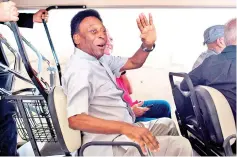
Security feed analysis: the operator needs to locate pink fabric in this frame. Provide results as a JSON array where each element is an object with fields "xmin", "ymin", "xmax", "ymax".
[
  {"xmin": 104, "ymin": 29, "xmax": 113, "ymax": 55},
  {"xmin": 116, "ymin": 77, "xmax": 134, "ymax": 106},
  {"xmin": 105, "ymin": 30, "xmax": 137, "ymax": 106}
]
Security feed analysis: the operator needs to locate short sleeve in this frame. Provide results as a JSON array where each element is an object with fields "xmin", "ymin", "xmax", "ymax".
[
  {"xmin": 101, "ymin": 55, "xmax": 128, "ymax": 77},
  {"xmin": 62, "ymin": 68, "xmax": 91, "ymax": 118}
]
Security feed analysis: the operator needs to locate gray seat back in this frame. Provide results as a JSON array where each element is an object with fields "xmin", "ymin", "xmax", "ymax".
[{"xmin": 195, "ymin": 86, "xmax": 236, "ymax": 145}]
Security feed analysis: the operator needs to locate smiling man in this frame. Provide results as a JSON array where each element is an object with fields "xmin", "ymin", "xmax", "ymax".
[{"xmin": 62, "ymin": 9, "xmax": 192, "ymax": 156}]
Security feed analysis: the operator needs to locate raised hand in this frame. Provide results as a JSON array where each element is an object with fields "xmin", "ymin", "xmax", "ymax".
[
  {"xmin": 33, "ymin": 9, "xmax": 48, "ymax": 23},
  {"xmin": 136, "ymin": 13, "xmax": 156, "ymax": 48},
  {"xmin": 0, "ymin": 1, "xmax": 19, "ymax": 22}
]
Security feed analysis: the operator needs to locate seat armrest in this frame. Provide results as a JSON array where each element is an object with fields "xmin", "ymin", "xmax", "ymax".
[
  {"xmin": 223, "ymin": 134, "xmax": 236, "ymax": 156},
  {"xmin": 79, "ymin": 141, "xmax": 145, "ymax": 156}
]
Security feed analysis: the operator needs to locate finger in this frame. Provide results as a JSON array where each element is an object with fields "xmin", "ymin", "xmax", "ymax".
[
  {"xmin": 136, "ymin": 18, "xmax": 143, "ymax": 32},
  {"xmin": 44, "ymin": 11, "xmax": 49, "ymax": 16},
  {"xmin": 41, "ymin": 10, "xmax": 48, "ymax": 16},
  {"xmin": 142, "ymin": 135, "xmax": 155, "ymax": 151},
  {"xmin": 142, "ymin": 13, "xmax": 149, "ymax": 26},
  {"xmin": 11, "ymin": 9, "xmax": 18, "ymax": 16},
  {"xmin": 137, "ymin": 140, "xmax": 147, "ymax": 155},
  {"xmin": 12, "ymin": 11, "xmax": 19, "ymax": 17},
  {"xmin": 8, "ymin": 1, "xmax": 16, "ymax": 6},
  {"xmin": 43, "ymin": 14, "xmax": 49, "ymax": 20},
  {"xmin": 11, "ymin": 7, "xmax": 18, "ymax": 14},
  {"xmin": 11, "ymin": 16, "xmax": 19, "ymax": 22},
  {"xmin": 137, "ymin": 102, "xmax": 143, "ymax": 107},
  {"xmin": 43, "ymin": 18, "xmax": 48, "ymax": 22},
  {"xmin": 42, "ymin": 14, "xmax": 46, "ymax": 19},
  {"xmin": 140, "ymin": 107, "xmax": 148, "ymax": 112},
  {"xmin": 139, "ymin": 14, "xmax": 146, "ymax": 28},
  {"xmin": 10, "ymin": 8, "xmax": 18, "ymax": 18},
  {"xmin": 146, "ymin": 133, "xmax": 159, "ymax": 151},
  {"xmin": 143, "ymin": 107, "xmax": 150, "ymax": 112},
  {"xmin": 137, "ymin": 109, "xmax": 144, "ymax": 116},
  {"xmin": 149, "ymin": 13, "xmax": 154, "ymax": 25},
  {"xmin": 142, "ymin": 134, "xmax": 155, "ymax": 150},
  {"xmin": 140, "ymin": 110, "xmax": 147, "ymax": 115}
]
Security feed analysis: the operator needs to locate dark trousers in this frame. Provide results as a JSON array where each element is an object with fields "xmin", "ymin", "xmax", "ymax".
[
  {"xmin": 135, "ymin": 100, "xmax": 171, "ymax": 122},
  {"xmin": 0, "ymin": 114, "xmax": 18, "ymax": 156}
]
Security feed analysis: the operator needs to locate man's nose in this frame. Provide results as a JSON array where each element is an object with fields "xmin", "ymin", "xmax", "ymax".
[{"xmin": 98, "ymin": 31, "xmax": 106, "ymax": 39}]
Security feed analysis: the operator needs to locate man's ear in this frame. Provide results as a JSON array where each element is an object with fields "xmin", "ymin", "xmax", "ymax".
[
  {"xmin": 217, "ymin": 37, "xmax": 226, "ymax": 48},
  {"xmin": 73, "ymin": 33, "xmax": 80, "ymax": 45}
]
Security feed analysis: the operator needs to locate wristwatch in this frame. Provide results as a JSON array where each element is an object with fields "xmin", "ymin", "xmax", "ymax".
[{"xmin": 141, "ymin": 43, "xmax": 156, "ymax": 52}]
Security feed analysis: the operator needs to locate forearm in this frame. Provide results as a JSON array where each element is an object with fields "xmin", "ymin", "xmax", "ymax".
[
  {"xmin": 129, "ymin": 45, "xmax": 151, "ymax": 68},
  {"xmin": 68, "ymin": 113, "xmax": 133, "ymax": 134}
]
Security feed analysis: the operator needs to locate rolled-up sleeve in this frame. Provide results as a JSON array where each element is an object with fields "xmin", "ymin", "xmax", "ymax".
[
  {"xmin": 101, "ymin": 55, "xmax": 128, "ymax": 77},
  {"xmin": 63, "ymin": 69, "xmax": 91, "ymax": 118}
]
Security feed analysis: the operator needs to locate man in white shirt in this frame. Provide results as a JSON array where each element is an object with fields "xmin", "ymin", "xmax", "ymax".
[{"xmin": 63, "ymin": 9, "xmax": 192, "ymax": 156}]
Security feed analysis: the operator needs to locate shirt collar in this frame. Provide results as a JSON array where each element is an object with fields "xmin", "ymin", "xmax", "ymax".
[
  {"xmin": 206, "ymin": 49, "xmax": 217, "ymax": 55},
  {"xmin": 222, "ymin": 45, "xmax": 236, "ymax": 58},
  {"xmin": 74, "ymin": 47, "xmax": 98, "ymax": 61}
]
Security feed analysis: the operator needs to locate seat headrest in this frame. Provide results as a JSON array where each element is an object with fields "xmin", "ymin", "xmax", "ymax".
[
  {"xmin": 48, "ymin": 86, "xmax": 81, "ymax": 153},
  {"xmin": 195, "ymin": 86, "xmax": 236, "ymax": 145}
]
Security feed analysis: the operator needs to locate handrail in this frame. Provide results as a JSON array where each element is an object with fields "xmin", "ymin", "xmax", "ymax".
[
  {"xmin": 0, "ymin": 33, "xmax": 21, "ymax": 72},
  {"xmin": 3, "ymin": 0, "xmax": 48, "ymax": 99},
  {"xmin": 4, "ymin": 22, "xmax": 52, "ymax": 77},
  {"xmin": 42, "ymin": 20, "xmax": 62, "ymax": 85}
]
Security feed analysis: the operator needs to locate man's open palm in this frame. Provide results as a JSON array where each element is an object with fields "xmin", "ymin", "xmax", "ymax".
[{"xmin": 136, "ymin": 13, "xmax": 156, "ymax": 47}]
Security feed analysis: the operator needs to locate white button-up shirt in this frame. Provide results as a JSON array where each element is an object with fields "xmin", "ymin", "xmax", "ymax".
[{"xmin": 62, "ymin": 48, "xmax": 135, "ymax": 156}]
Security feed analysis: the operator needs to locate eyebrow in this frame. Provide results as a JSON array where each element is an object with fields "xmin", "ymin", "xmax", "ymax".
[{"xmin": 88, "ymin": 24, "xmax": 105, "ymax": 30}]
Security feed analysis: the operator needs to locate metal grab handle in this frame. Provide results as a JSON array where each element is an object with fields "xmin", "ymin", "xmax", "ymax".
[
  {"xmin": 223, "ymin": 134, "xmax": 236, "ymax": 156},
  {"xmin": 4, "ymin": 22, "xmax": 51, "ymax": 76},
  {"xmin": 169, "ymin": 72, "xmax": 209, "ymax": 142},
  {"xmin": 79, "ymin": 141, "xmax": 145, "ymax": 156},
  {"xmin": 2, "ymin": 1, "xmax": 48, "ymax": 99},
  {"xmin": 169, "ymin": 72, "xmax": 194, "ymax": 92},
  {"xmin": 0, "ymin": 33, "xmax": 21, "ymax": 72},
  {"xmin": 42, "ymin": 20, "xmax": 62, "ymax": 85},
  {"xmin": 0, "ymin": 37, "xmax": 50, "ymax": 88},
  {"xmin": 0, "ymin": 62, "xmax": 33, "ymax": 85}
]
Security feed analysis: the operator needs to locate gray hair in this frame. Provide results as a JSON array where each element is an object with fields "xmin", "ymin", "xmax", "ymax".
[{"xmin": 224, "ymin": 18, "xmax": 236, "ymax": 46}]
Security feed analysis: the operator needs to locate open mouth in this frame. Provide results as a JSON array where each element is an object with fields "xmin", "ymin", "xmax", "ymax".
[{"xmin": 97, "ymin": 44, "xmax": 105, "ymax": 49}]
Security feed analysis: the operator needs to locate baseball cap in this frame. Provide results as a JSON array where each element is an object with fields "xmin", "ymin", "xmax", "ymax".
[{"xmin": 203, "ymin": 25, "xmax": 224, "ymax": 45}]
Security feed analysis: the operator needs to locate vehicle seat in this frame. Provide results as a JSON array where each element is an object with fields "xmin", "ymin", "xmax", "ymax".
[
  {"xmin": 47, "ymin": 86, "xmax": 144, "ymax": 156},
  {"xmin": 48, "ymin": 86, "xmax": 81, "ymax": 154},
  {"xmin": 194, "ymin": 85, "xmax": 236, "ymax": 146},
  {"xmin": 169, "ymin": 72, "xmax": 236, "ymax": 156}
]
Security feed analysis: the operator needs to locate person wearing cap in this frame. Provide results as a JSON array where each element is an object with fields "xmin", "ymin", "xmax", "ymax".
[
  {"xmin": 180, "ymin": 18, "xmax": 236, "ymax": 123},
  {"xmin": 192, "ymin": 25, "xmax": 226, "ymax": 69}
]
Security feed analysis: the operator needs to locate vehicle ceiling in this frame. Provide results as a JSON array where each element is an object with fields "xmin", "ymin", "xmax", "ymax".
[{"xmin": 12, "ymin": 0, "xmax": 236, "ymax": 10}]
